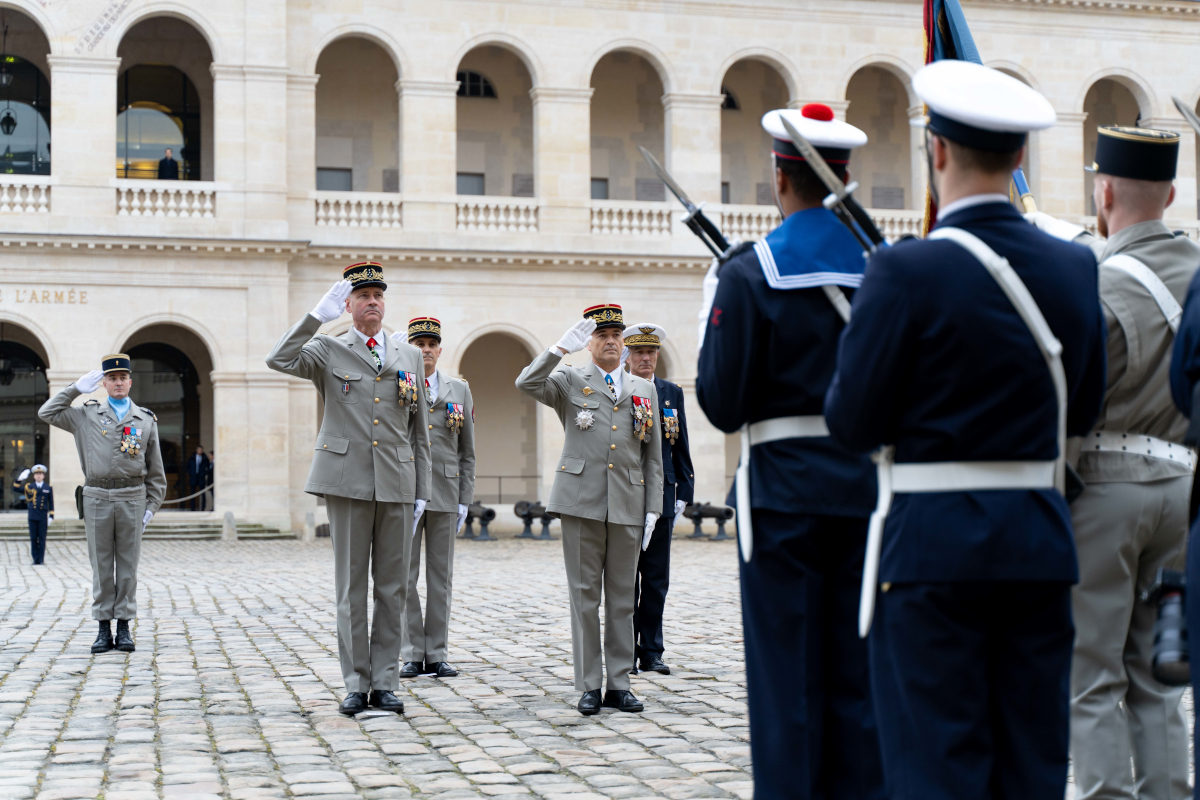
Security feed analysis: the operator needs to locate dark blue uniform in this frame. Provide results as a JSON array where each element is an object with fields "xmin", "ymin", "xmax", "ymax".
[
  {"xmin": 633, "ymin": 376, "xmax": 694, "ymax": 666},
  {"xmin": 826, "ymin": 201, "xmax": 1107, "ymax": 799},
  {"xmin": 13, "ymin": 479, "xmax": 54, "ymax": 564},
  {"xmin": 697, "ymin": 207, "xmax": 884, "ymax": 800}
]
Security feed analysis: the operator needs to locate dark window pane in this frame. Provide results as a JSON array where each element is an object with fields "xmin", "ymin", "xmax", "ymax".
[
  {"xmin": 317, "ymin": 168, "xmax": 353, "ymax": 192},
  {"xmin": 721, "ymin": 182, "xmax": 730, "ymax": 204},
  {"xmin": 457, "ymin": 172, "xmax": 485, "ymax": 195},
  {"xmin": 591, "ymin": 178, "xmax": 609, "ymax": 200}
]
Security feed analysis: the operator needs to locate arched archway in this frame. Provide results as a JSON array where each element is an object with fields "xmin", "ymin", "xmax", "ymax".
[
  {"xmin": 455, "ymin": 45, "xmax": 534, "ymax": 197},
  {"xmin": 1083, "ymin": 78, "xmax": 1142, "ymax": 214},
  {"xmin": 995, "ymin": 68, "xmax": 1039, "ymax": 197},
  {"xmin": 122, "ymin": 324, "xmax": 214, "ymax": 509},
  {"xmin": 459, "ymin": 332, "xmax": 538, "ymax": 504},
  {"xmin": 846, "ymin": 65, "xmax": 913, "ymax": 210},
  {"xmin": 0, "ymin": 320, "xmax": 49, "ymax": 508},
  {"xmin": 589, "ymin": 50, "xmax": 665, "ymax": 202},
  {"xmin": 315, "ymin": 36, "xmax": 399, "ymax": 193},
  {"xmin": 719, "ymin": 58, "xmax": 789, "ymax": 206},
  {"xmin": 0, "ymin": 8, "xmax": 51, "ymax": 176}
]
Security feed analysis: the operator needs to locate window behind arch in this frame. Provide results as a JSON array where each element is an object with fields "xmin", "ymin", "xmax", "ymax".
[
  {"xmin": 457, "ymin": 70, "xmax": 497, "ymax": 99},
  {"xmin": 0, "ymin": 56, "xmax": 50, "ymax": 176},
  {"xmin": 117, "ymin": 65, "xmax": 201, "ymax": 180}
]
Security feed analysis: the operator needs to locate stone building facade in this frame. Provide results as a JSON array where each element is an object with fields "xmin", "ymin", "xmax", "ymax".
[{"xmin": 0, "ymin": 0, "xmax": 1196, "ymax": 531}]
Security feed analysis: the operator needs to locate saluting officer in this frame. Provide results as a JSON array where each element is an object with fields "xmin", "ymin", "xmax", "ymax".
[
  {"xmin": 397, "ymin": 317, "xmax": 475, "ymax": 680},
  {"xmin": 13, "ymin": 464, "xmax": 53, "ymax": 565},
  {"xmin": 516, "ymin": 304, "xmax": 664, "ymax": 715},
  {"xmin": 1030, "ymin": 126, "xmax": 1196, "ymax": 800},
  {"xmin": 39, "ymin": 354, "xmax": 167, "ymax": 654},
  {"xmin": 825, "ymin": 62, "xmax": 1107, "ymax": 798},
  {"xmin": 696, "ymin": 103, "xmax": 884, "ymax": 800},
  {"xmin": 623, "ymin": 323, "xmax": 693, "ymax": 676},
  {"xmin": 266, "ymin": 262, "xmax": 431, "ymax": 716}
]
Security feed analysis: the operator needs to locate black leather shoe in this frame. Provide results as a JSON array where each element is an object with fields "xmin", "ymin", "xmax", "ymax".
[
  {"xmin": 339, "ymin": 692, "xmax": 368, "ymax": 715},
  {"xmin": 115, "ymin": 620, "xmax": 136, "ymax": 653},
  {"xmin": 430, "ymin": 662, "xmax": 458, "ymax": 678},
  {"xmin": 577, "ymin": 689, "xmax": 602, "ymax": 716},
  {"xmin": 602, "ymin": 689, "xmax": 644, "ymax": 713},
  {"xmin": 368, "ymin": 690, "xmax": 404, "ymax": 713},
  {"xmin": 400, "ymin": 661, "xmax": 424, "ymax": 679},
  {"xmin": 91, "ymin": 621, "xmax": 114, "ymax": 654},
  {"xmin": 639, "ymin": 655, "xmax": 670, "ymax": 675}
]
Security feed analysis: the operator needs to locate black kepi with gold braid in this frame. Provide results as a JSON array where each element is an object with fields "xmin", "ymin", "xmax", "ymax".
[
  {"xmin": 102, "ymin": 353, "xmax": 131, "ymax": 374},
  {"xmin": 583, "ymin": 303, "xmax": 623, "ymax": 330},
  {"xmin": 408, "ymin": 317, "xmax": 442, "ymax": 342},
  {"xmin": 343, "ymin": 261, "xmax": 387, "ymax": 291},
  {"xmin": 1092, "ymin": 126, "xmax": 1180, "ymax": 182}
]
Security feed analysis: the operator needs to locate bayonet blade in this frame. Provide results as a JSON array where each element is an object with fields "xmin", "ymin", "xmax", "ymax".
[
  {"xmin": 778, "ymin": 117, "xmax": 849, "ymax": 199},
  {"xmin": 1173, "ymin": 96, "xmax": 1200, "ymax": 139},
  {"xmin": 638, "ymin": 146, "xmax": 695, "ymax": 209}
]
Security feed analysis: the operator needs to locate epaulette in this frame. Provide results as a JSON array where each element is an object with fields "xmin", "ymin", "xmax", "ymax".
[
  {"xmin": 83, "ymin": 399, "xmax": 99, "ymax": 406},
  {"xmin": 145, "ymin": 408, "xmax": 157, "ymax": 421}
]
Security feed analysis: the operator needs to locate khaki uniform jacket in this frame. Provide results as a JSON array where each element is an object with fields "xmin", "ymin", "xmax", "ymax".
[
  {"xmin": 266, "ymin": 314, "xmax": 431, "ymax": 502},
  {"xmin": 38, "ymin": 386, "xmax": 168, "ymax": 512},
  {"xmin": 516, "ymin": 349, "xmax": 664, "ymax": 525},
  {"xmin": 1074, "ymin": 220, "xmax": 1200, "ymax": 483},
  {"xmin": 425, "ymin": 370, "xmax": 476, "ymax": 512}
]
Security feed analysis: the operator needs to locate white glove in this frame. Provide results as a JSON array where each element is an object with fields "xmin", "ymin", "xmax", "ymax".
[
  {"xmin": 1024, "ymin": 211, "xmax": 1087, "ymax": 243},
  {"xmin": 412, "ymin": 499, "xmax": 427, "ymax": 536},
  {"xmin": 643, "ymin": 512, "xmax": 660, "ymax": 551},
  {"xmin": 456, "ymin": 504, "xmax": 469, "ymax": 534},
  {"xmin": 554, "ymin": 318, "xmax": 597, "ymax": 355},
  {"xmin": 673, "ymin": 499, "xmax": 687, "ymax": 527},
  {"xmin": 310, "ymin": 280, "xmax": 352, "ymax": 324},
  {"xmin": 18, "ymin": 469, "xmax": 29, "ymax": 482},
  {"xmin": 142, "ymin": 509, "xmax": 153, "ymax": 533},
  {"xmin": 697, "ymin": 257, "xmax": 722, "ymax": 350},
  {"xmin": 620, "ymin": 346, "xmax": 630, "ymax": 368},
  {"xmin": 390, "ymin": 331, "xmax": 406, "ymax": 346},
  {"xmin": 75, "ymin": 369, "xmax": 103, "ymax": 394}
]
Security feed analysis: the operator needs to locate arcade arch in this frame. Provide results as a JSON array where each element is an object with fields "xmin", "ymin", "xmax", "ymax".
[
  {"xmin": 315, "ymin": 37, "xmax": 400, "ymax": 193},
  {"xmin": 455, "ymin": 45, "xmax": 535, "ymax": 197},
  {"xmin": 845, "ymin": 65, "xmax": 913, "ymax": 210},
  {"xmin": 0, "ymin": 8, "xmax": 51, "ymax": 176},
  {"xmin": 1082, "ymin": 78, "xmax": 1142, "ymax": 214},
  {"xmin": 589, "ymin": 51, "xmax": 665, "ymax": 202},
  {"xmin": 718, "ymin": 59, "xmax": 789, "ymax": 206},
  {"xmin": 0, "ymin": 321, "xmax": 49, "ymax": 508}
]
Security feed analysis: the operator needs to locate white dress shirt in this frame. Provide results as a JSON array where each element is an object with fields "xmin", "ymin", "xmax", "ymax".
[
  {"xmin": 353, "ymin": 327, "xmax": 386, "ymax": 365},
  {"xmin": 601, "ymin": 363, "xmax": 623, "ymax": 397},
  {"xmin": 426, "ymin": 370, "xmax": 440, "ymax": 403}
]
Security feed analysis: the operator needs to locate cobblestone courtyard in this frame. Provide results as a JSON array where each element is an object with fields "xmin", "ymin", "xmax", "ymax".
[{"xmin": 0, "ymin": 537, "xmax": 749, "ymax": 800}]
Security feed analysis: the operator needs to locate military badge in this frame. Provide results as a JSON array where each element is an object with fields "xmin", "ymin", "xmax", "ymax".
[
  {"xmin": 631, "ymin": 396, "xmax": 654, "ymax": 441},
  {"xmin": 662, "ymin": 408, "xmax": 680, "ymax": 445},
  {"xmin": 397, "ymin": 371, "xmax": 419, "ymax": 408},
  {"xmin": 118, "ymin": 426, "xmax": 142, "ymax": 458},
  {"xmin": 446, "ymin": 402, "xmax": 465, "ymax": 434},
  {"xmin": 342, "ymin": 380, "xmax": 351, "ymax": 396},
  {"xmin": 575, "ymin": 409, "xmax": 595, "ymax": 430},
  {"xmin": 582, "ymin": 387, "xmax": 594, "ymax": 397}
]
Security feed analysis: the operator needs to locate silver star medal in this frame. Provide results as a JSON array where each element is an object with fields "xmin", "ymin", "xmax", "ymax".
[{"xmin": 575, "ymin": 409, "xmax": 595, "ymax": 430}]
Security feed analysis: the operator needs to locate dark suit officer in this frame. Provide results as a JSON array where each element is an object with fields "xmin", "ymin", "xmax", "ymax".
[
  {"xmin": 825, "ymin": 62, "xmax": 1107, "ymax": 799},
  {"xmin": 623, "ymin": 324, "xmax": 694, "ymax": 675},
  {"xmin": 696, "ymin": 104, "xmax": 884, "ymax": 800},
  {"xmin": 185, "ymin": 448, "xmax": 210, "ymax": 511},
  {"xmin": 158, "ymin": 149, "xmax": 179, "ymax": 180},
  {"xmin": 13, "ymin": 464, "xmax": 53, "ymax": 565}
]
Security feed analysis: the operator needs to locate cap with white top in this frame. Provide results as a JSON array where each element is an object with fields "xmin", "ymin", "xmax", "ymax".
[
  {"xmin": 761, "ymin": 104, "xmax": 868, "ymax": 167},
  {"xmin": 623, "ymin": 323, "xmax": 667, "ymax": 348}
]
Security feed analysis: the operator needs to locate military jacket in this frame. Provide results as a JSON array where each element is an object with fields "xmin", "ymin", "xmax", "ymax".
[
  {"xmin": 516, "ymin": 349, "xmax": 664, "ymax": 524},
  {"xmin": 38, "ymin": 387, "xmax": 168, "ymax": 513},
  {"xmin": 1070, "ymin": 220, "xmax": 1200, "ymax": 483},
  {"xmin": 425, "ymin": 369, "xmax": 476, "ymax": 513},
  {"xmin": 653, "ymin": 376, "xmax": 694, "ymax": 507},
  {"xmin": 14, "ymin": 481, "xmax": 53, "ymax": 520},
  {"xmin": 266, "ymin": 314, "xmax": 431, "ymax": 503}
]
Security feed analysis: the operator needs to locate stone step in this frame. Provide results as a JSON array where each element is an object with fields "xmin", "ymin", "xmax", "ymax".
[{"xmin": 0, "ymin": 520, "xmax": 294, "ymax": 540}]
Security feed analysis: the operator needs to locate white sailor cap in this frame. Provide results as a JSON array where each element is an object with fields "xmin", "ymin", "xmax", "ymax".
[
  {"xmin": 913, "ymin": 61, "xmax": 1055, "ymax": 153},
  {"xmin": 31, "ymin": 464, "xmax": 47, "ymax": 473},
  {"xmin": 762, "ymin": 104, "xmax": 868, "ymax": 167},
  {"xmin": 623, "ymin": 323, "xmax": 667, "ymax": 347}
]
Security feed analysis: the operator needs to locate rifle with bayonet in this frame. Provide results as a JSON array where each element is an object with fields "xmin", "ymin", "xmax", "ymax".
[
  {"xmin": 1173, "ymin": 96, "xmax": 1200, "ymax": 140},
  {"xmin": 638, "ymin": 146, "xmax": 735, "ymax": 261}
]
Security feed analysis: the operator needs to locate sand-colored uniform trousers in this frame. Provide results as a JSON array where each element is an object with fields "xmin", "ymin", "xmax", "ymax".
[
  {"xmin": 404, "ymin": 370, "xmax": 475, "ymax": 664},
  {"xmin": 1067, "ymin": 220, "xmax": 1200, "ymax": 800},
  {"xmin": 516, "ymin": 349, "xmax": 664, "ymax": 691},
  {"xmin": 39, "ymin": 385, "xmax": 166, "ymax": 621},
  {"xmin": 266, "ymin": 313, "xmax": 431, "ymax": 694}
]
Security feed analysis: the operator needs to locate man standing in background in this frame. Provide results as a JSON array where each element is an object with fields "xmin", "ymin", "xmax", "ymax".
[{"xmin": 13, "ymin": 464, "xmax": 53, "ymax": 565}]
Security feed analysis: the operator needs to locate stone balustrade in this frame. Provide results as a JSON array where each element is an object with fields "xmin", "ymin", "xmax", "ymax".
[
  {"xmin": 719, "ymin": 205, "xmax": 780, "ymax": 241},
  {"xmin": 456, "ymin": 198, "xmax": 538, "ymax": 233},
  {"xmin": 872, "ymin": 210, "xmax": 925, "ymax": 243},
  {"xmin": 590, "ymin": 201, "xmax": 673, "ymax": 236},
  {"xmin": 314, "ymin": 191, "xmax": 402, "ymax": 228},
  {"xmin": 0, "ymin": 176, "xmax": 52, "ymax": 214},
  {"xmin": 116, "ymin": 180, "xmax": 216, "ymax": 218}
]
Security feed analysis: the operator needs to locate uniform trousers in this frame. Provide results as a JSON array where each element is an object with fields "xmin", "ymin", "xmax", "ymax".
[
  {"xmin": 559, "ymin": 514, "xmax": 640, "ymax": 692},
  {"xmin": 403, "ymin": 509, "xmax": 457, "ymax": 664},
  {"xmin": 83, "ymin": 492, "xmax": 145, "ymax": 620},
  {"xmin": 1069, "ymin": 476, "xmax": 1191, "ymax": 800},
  {"xmin": 633, "ymin": 509, "xmax": 673, "ymax": 662},
  {"xmin": 325, "ymin": 495, "xmax": 411, "ymax": 694},
  {"xmin": 28, "ymin": 518, "xmax": 47, "ymax": 564},
  {"xmin": 870, "ymin": 581, "xmax": 1073, "ymax": 800},
  {"xmin": 740, "ymin": 510, "xmax": 884, "ymax": 800}
]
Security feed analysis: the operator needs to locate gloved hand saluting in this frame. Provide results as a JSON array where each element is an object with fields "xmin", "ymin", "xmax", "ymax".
[
  {"xmin": 555, "ymin": 318, "xmax": 597, "ymax": 355},
  {"xmin": 18, "ymin": 468, "xmax": 29, "ymax": 482},
  {"xmin": 643, "ymin": 513, "xmax": 660, "ymax": 551},
  {"xmin": 412, "ymin": 499, "xmax": 427, "ymax": 536},
  {"xmin": 75, "ymin": 369, "xmax": 104, "ymax": 394},
  {"xmin": 310, "ymin": 280, "xmax": 353, "ymax": 324},
  {"xmin": 620, "ymin": 346, "xmax": 630, "ymax": 368},
  {"xmin": 1024, "ymin": 211, "xmax": 1086, "ymax": 243}
]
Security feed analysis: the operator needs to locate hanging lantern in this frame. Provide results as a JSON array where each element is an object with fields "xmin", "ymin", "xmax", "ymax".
[{"xmin": 0, "ymin": 109, "xmax": 15, "ymax": 136}]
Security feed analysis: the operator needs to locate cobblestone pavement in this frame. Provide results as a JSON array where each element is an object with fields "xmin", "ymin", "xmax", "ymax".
[{"xmin": 0, "ymin": 537, "xmax": 749, "ymax": 800}]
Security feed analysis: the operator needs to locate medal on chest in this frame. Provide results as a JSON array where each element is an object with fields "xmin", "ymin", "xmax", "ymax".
[
  {"xmin": 662, "ymin": 408, "xmax": 680, "ymax": 444},
  {"xmin": 118, "ymin": 426, "xmax": 142, "ymax": 458},
  {"xmin": 631, "ymin": 396, "xmax": 654, "ymax": 441},
  {"xmin": 397, "ymin": 371, "xmax": 419, "ymax": 408},
  {"xmin": 446, "ymin": 402, "xmax": 465, "ymax": 434}
]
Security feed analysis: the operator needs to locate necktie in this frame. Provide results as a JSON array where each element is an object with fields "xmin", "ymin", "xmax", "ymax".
[
  {"xmin": 366, "ymin": 337, "xmax": 382, "ymax": 369},
  {"xmin": 605, "ymin": 374, "xmax": 617, "ymax": 399},
  {"xmin": 426, "ymin": 379, "xmax": 434, "ymax": 404}
]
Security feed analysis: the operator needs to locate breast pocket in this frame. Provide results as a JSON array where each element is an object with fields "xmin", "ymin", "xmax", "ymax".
[
  {"xmin": 331, "ymin": 368, "xmax": 364, "ymax": 404},
  {"xmin": 570, "ymin": 396, "xmax": 600, "ymax": 409}
]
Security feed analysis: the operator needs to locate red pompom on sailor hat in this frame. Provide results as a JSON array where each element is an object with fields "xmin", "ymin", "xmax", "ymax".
[{"xmin": 761, "ymin": 103, "xmax": 868, "ymax": 166}]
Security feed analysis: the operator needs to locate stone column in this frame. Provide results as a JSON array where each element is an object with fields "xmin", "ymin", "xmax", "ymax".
[
  {"xmin": 663, "ymin": 93, "xmax": 724, "ymax": 207},
  {"xmin": 1040, "ymin": 111, "xmax": 1088, "ymax": 219},
  {"xmin": 211, "ymin": 64, "xmax": 247, "ymax": 232},
  {"xmin": 287, "ymin": 376, "xmax": 319, "ymax": 532},
  {"xmin": 242, "ymin": 66, "xmax": 290, "ymax": 240},
  {"xmin": 46, "ymin": 56, "xmax": 121, "ymax": 222},
  {"xmin": 1142, "ymin": 117, "xmax": 1197, "ymax": 231},
  {"xmin": 210, "ymin": 371, "xmax": 291, "ymax": 530},
  {"xmin": 531, "ymin": 87, "xmax": 593, "ymax": 235},
  {"xmin": 286, "ymin": 74, "xmax": 319, "ymax": 237},
  {"xmin": 909, "ymin": 104, "xmax": 928, "ymax": 213},
  {"xmin": 398, "ymin": 79, "xmax": 459, "ymax": 233}
]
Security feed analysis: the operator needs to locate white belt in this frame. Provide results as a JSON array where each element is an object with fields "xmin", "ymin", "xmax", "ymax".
[
  {"xmin": 891, "ymin": 460, "xmax": 1057, "ymax": 492},
  {"xmin": 748, "ymin": 415, "xmax": 829, "ymax": 445},
  {"xmin": 1085, "ymin": 431, "xmax": 1197, "ymax": 471}
]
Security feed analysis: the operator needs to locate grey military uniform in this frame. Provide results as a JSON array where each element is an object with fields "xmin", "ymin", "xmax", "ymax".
[
  {"xmin": 39, "ymin": 386, "xmax": 166, "ymax": 620},
  {"xmin": 516, "ymin": 349, "xmax": 664, "ymax": 691},
  {"xmin": 404, "ymin": 370, "xmax": 475, "ymax": 664},
  {"xmin": 266, "ymin": 313, "xmax": 431, "ymax": 694},
  {"xmin": 1067, "ymin": 220, "xmax": 1200, "ymax": 800}
]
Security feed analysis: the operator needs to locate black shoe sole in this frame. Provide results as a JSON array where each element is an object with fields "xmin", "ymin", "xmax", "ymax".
[
  {"xmin": 339, "ymin": 705, "xmax": 365, "ymax": 716},
  {"xmin": 578, "ymin": 706, "xmax": 600, "ymax": 716},
  {"xmin": 371, "ymin": 703, "xmax": 405, "ymax": 713},
  {"xmin": 604, "ymin": 704, "xmax": 644, "ymax": 713},
  {"xmin": 90, "ymin": 645, "xmax": 113, "ymax": 654},
  {"xmin": 115, "ymin": 644, "xmax": 135, "ymax": 653}
]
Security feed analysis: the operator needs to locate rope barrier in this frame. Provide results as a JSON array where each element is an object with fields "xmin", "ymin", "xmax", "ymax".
[{"xmin": 159, "ymin": 486, "xmax": 214, "ymax": 505}]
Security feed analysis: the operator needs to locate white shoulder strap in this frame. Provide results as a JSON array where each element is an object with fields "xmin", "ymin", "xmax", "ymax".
[
  {"xmin": 822, "ymin": 285, "xmax": 852, "ymax": 322},
  {"xmin": 1102, "ymin": 253, "xmax": 1182, "ymax": 334},
  {"xmin": 929, "ymin": 227, "xmax": 1067, "ymax": 493}
]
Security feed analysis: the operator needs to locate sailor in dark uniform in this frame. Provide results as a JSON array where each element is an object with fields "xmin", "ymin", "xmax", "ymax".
[
  {"xmin": 623, "ymin": 323, "xmax": 694, "ymax": 675},
  {"xmin": 13, "ymin": 464, "xmax": 53, "ymax": 565},
  {"xmin": 824, "ymin": 61, "xmax": 1107, "ymax": 799},
  {"xmin": 696, "ymin": 103, "xmax": 884, "ymax": 800}
]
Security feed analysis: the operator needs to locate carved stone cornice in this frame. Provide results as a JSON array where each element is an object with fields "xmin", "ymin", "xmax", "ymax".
[
  {"xmin": 529, "ymin": 87, "xmax": 594, "ymax": 105},
  {"xmin": 968, "ymin": 0, "xmax": 1200, "ymax": 15},
  {"xmin": 295, "ymin": 247, "xmax": 711, "ymax": 274},
  {"xmin": 0, "ymin": 234, "xmax": 308, "ymax": 258},
  {"xmin": 47, "ymin": 56, "xmax": 121, "ymax": 75}
]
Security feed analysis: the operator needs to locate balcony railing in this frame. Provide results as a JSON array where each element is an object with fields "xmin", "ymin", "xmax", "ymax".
[
  {"xmin": 315, "ymin": 191, "xmax": 402, "ymax": 229},
  {"xmin": 871, "ymin": 210, "xmax": 924, "ymax": 243},
  {"xmin": 456, "ymin": 197, "xmax": 538, "ymax": 233},
  {"xmin": 116, "ymin": 179, "xmax": 216, "ymax": 218},
  {"xmin": 0, "ymin": 175, "xmax": 52, "ymax": 214},
  {"xmin": 719, "ymin": 205, "xmax": 780, "ymax": 240},
  {"xmin": 591, "ymin": 201, "xmax": 672, "ymax": 237}
]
